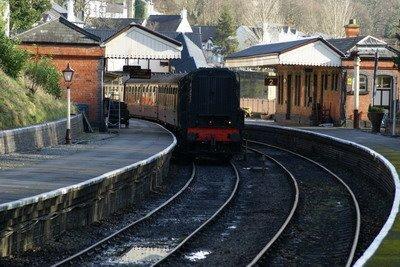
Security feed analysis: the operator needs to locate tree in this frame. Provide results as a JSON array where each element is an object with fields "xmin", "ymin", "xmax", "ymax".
[
  {"xmin": 215, "ymin": 6, "xmax": 238, "ymax": 56},
  {"xmin": 135, "ymin": 0, "xmax": 147, "ymax": 19},
  {"xmin": 319, "ymin": 0, "xmax": 354, "ymax": 36},
  {"xmin": 9, "ymin": 0, "xmax": 51, "ymax": 32}
]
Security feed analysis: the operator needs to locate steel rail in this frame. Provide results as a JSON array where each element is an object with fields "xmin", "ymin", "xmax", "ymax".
[
  {"xmin": 52, "ymin": 162, "xmax": 197, "ymax": 267},
  {"xmin": 246, "ymin": 140, "xmax": 361, "ymax": 267},
  {"xmin": 245, "ymin": 146, "xmax": 300, "ymax": 267},
  {"xmin": 152, "ymin": 161, "xmax": 240, "ymax": 267}
]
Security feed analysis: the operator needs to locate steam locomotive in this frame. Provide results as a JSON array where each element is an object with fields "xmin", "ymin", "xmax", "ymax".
[{"xmin": 124, "ymin": 68, "xmax": 244, "ymax": 156}]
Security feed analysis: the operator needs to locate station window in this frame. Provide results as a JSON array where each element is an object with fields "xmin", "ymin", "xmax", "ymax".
[
  {"xmin": 359, "ymin": 74, "xmax": 368, "ymax": 92},
  {"xmin": 160, "ymin": 61, "xmax": 169, "ymax": 67}
]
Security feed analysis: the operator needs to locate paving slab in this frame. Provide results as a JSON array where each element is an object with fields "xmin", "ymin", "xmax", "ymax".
[{"xmin": 0, "ymin": 119, "xmax": 174, "ymax": 205}]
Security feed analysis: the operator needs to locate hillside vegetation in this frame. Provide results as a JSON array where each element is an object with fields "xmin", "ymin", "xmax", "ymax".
[{"xmin": 0, "ymin": 70, "xmax": 68, "ymax": 130}]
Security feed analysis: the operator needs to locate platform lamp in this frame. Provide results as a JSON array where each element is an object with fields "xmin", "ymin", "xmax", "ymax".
[{"xmin": 62, "ymin": 63, "xmax": 75, "ymax": 145}]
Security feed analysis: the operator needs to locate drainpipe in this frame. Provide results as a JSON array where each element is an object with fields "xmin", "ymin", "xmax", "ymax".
[
  {"xmin": 393, "ymin": 77, "xmax": 398, "ymax": 136},
  {"xmin": 354, "ymin": 54, "xmax": 361, "ymax": 129}
]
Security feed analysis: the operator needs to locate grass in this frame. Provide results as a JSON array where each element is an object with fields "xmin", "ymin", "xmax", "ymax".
[
  {"xmin": 366, "ymin": 147, "xmax": 400, "ymax": 266},
  {"xmin": 0, "ymin": 69, "xmax": 68, "ymax": 130}
]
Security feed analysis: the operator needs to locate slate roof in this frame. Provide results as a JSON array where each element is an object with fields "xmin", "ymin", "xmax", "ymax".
[
  {"xmin": 228, "ymin": 38, "xmax": 343, "ymax": 59},
  {"xmin": 85, "ymin": 28, "xmax": 117, "ymax": 42},
  {"xmin": 162, "ymin": 31, "xmax": 203, "ymax": 48},
  {"xmin": 171, "ymin": 33, "xmax": 208, "ymax": 73},
  {"xmin": 327, "ymin": 36, "xmax": 365, "ymax": 54},
  {"xmin": 192, "ymin": 26, "xmax": 217, "ymax": 43},
  {"xmin": 86, "ymin": 18, "xmax": 144, "ymax": 30},
  {"xmin": 146, "ymin": 15, "xmax": 182, "ymax": 32},
  {"xmin": 16, "ymin": 17, "xmax": 101, "ymax": 45},
  {"xmin": 327, "ymin": 36, "xmax": 399, "ymax": 58}
]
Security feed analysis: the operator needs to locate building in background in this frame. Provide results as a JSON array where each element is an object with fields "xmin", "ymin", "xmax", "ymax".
[
  {"xmin": 192, "ymin": 25, "xmax": 223, "ymax": 66},
  {"xmin": 236, "ymin": 23, "xmax": 305, "ymax": 51}
]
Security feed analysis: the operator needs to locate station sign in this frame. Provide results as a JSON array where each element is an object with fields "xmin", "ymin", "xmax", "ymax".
[{"xmin": 265, "ymin": 76, "xmax": 278, "ymax": 86}]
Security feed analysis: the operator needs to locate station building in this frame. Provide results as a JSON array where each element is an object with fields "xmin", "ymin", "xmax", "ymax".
[
  {"xmin": 226, "ymin": 20, "xmax": 400, "ymax": 127},
  {"xmin": 226, "ymin": 38, "xmax": 345, "ymax": 125},
  {"xmin": 15, "ymin": 17, "xmax": 192, "ymax": 127},
  {"xmin": 16, "ymin": 17, "xmax": 105, "ymax": 125}
]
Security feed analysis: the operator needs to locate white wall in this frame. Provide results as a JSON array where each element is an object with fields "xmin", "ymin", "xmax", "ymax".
[{"xmin": 107, "ymin": 58, "xmax": 170, "ymax": 73}]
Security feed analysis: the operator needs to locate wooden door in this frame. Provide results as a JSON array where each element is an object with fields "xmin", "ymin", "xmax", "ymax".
[{"xmin": 286, "ymin": 75, "xmax": 292, "ymax": 119}]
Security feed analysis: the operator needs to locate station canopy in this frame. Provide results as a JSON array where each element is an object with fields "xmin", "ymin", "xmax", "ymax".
[
  {"xmin": 225, "ymin": 38, "xmax": 344, "ymax": 68},
  {"xmin": 103, "ymin": 24, "xmax": 183, "ymax": 60}
]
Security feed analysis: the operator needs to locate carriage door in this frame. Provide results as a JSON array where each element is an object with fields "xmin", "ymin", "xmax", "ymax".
[
  {"xmin": 286, "ymin": 75, "xmax": 292, "ymax": 119},
  {"xmin": 373, "ymin": 75, "xmax": 392, "ymax": 108}
]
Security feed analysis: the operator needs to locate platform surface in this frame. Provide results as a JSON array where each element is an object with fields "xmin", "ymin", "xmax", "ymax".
[
  {"xmin": 247, "ymin": 119, "xmax": 400, "ymax": 266},
  {"xmin": 0, "ymin": 119, "xmax": 174, "ymax": 205}
]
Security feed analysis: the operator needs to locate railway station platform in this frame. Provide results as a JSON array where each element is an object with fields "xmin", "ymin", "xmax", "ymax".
[
  {"xmin": 0, "ymin": 119, "xmax": 174, "ymax": 205},
  {"xmin": 0, "ymin": 119, "xmax": 176, "ymax": 257},
  {"xmin": 246, "ymin": 119, "xmax": 400, "ymax": 266},
  {"xmin": 301, "ymin": 127, "xmax": 400, "ymax": 266}
]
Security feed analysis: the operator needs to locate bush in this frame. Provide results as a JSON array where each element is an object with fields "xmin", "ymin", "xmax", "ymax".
[
  {"xmin": 0, "ymin": 69, "xmax": 68, "ymax": 130},
  {"xmin": 368, "ymin": 105, "xmax": 384, "ymax": 113},
  {"xmin": 25, "ymin": 57, "xmax": 62, "ymax": 97},
  {"xmin": 0, "ymin": 32, "xmax": 28, "ymax": 78}
]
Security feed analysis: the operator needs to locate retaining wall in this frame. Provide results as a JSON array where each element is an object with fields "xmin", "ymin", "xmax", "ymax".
[
  {"xmin": 0, "ymin": 124, "xmax": 176, "ymax": 258},
  {"xmin": 0, "ymin": 115, "xmax": 83, "ymax": 154},
  {"xmin": 245, "ymin": 124, "xmax": 400, "ymax": 265}
]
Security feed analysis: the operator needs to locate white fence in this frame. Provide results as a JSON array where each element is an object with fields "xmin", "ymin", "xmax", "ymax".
[{"xmin": 240, "ymin": 98, "xmax": 276, "ymax": 115}]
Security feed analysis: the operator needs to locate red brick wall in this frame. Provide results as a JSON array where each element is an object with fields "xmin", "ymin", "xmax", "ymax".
[
  {"xmin": 275, "ymin": 65, "xmax": 342, "ymax": 126},
  {"xmin": 20, "ymin": 44, "xmax": 105, "ymax": 125},
  {"xmin": 343, "ymin": 59, "xmax": 400, "ymax": 122}
]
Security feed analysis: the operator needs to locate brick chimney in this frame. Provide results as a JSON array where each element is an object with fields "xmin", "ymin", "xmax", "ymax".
[{"xmin": 345, "ymin": 19, "xmax": 360, "ymax": 38}]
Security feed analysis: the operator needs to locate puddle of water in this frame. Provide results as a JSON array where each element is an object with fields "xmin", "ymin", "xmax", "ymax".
[
  {"xmin": 117, "ymin": 247, "xmax": 169, "ymax": 264},
  {"xmin": 185, "ymin": 251, "xmax": 211, "ymax": 262}
]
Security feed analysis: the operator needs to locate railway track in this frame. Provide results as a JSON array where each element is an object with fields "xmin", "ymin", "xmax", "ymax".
[
  {"xmin": 246, "ymin": 140, "xmax": 361, "ymax": 267},
  {"xmin": 155, "ymin": 150, "xmax": 299, "ymax": 266},
  {"xmin": 52, "ymin": 162, "xmax": 239, "ymax": 266}
]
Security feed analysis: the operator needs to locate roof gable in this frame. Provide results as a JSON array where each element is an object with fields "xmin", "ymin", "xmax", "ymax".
[
  {"xmin": 228, "ymin": 38, "xmax": 342, "ymax": 59},
  {"xmin": 226, "ymin": 38, "xmax": 343, "ymax": 68},
  {"xmin": 279, "ymin": 40, "xmax": 342, "ymax": 66},
  {"xmin": 104, "ymin": 25, "xmax": 182, "ymax": 60},
  {"xmin": 16, "ymin": 17, "xmax": 101, "ymax": 45},
  {"xmin": 172, "ymin": 33, "xmax": 208, "ymax": 73},
  {"xmin": 358, "ymin": 36, "xmax": 387, "ymax": 46}
]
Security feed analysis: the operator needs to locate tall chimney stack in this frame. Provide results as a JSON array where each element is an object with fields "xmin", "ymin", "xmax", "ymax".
[
  {"xmin": 345, "ymin": 19, "xmax": 360, "ymax": 38},
  {"xmin": 67, "ymin": 0, "xmax": 75, "ymax": 22}
]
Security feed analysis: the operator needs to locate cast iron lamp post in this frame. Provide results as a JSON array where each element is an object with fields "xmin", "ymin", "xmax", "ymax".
[{"xmin": 62, "ymin": 63, "xmax": 75, "ymax": 145}]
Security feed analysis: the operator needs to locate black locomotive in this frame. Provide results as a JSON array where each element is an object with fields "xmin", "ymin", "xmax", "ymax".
[{"xmin": 124, "ymin": 68, "xmax": 244, "ymax": 156}]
